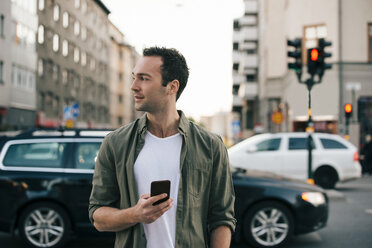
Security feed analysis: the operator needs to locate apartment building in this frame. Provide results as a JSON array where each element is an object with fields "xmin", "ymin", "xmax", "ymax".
[
  {"xmin": 36, "ymin": 0, "xmax": 111, "ymax": 128},
  {"xmin": 232, "ymin": 0, "xmax": 261, "ymax": 138},
  {"xmin": 108, "ymin": 22, "xmax": 139, "ymax": 129},
  {"xmin": 0, "ymin": 0, "xmax": 37, "ymax": 130}
]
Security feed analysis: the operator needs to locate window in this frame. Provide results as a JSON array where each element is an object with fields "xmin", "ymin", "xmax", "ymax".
[
  {"xmin": 81, "ymin": 51, "xmax": 86, "ymax": 66},
  {"xmin": 63, "ymin": 12, "xmax": 69, "ymax": 28},
  {"xmin": 37, "ymin": 59, "xmax": 43, "ymax": 76},
  {"xmin": 81, "ymin": 26, "xmax": 86, "ymax": 40},
  {"xmin": 233, "ymin": 63, "xmax": 239, "ymax": 71},
  {"xmin": 62, "ymin": 40, "xmax": 68, "ymax": 56},
  {"xmin": 74, "ymin": 21, "xmax": 80, "ymax": 36},
  {"xmin": 53, "ymin": 5, "xmax": 60, "ymax": 21},
  {"xmin": 0, "ymin": 61, "xmax": 3, "ymax": 84},
  {"xmin": 38, "ymin": 0, "xmax": 45, "ymax": 11},
  {"xmin": 74, "ymin": 47, "xmax": 79, "ymax": 63},
  {"xmin": 75, "ymin": 0, "xmax": 80, "ymax": 9},
  {"xmin": 233, "ymin": 42, "xmax": 239, "ymax": 50},
  {"xmin": 246, "ymin": 74, "xmax": 256, "ymax": 82},
  {"xmin": 75, "ymin": 143, "xmax": 101, "ymax": 170},
  {"xmin": 90, "ymin": 58, "xmax": 95, "ymax": 71},
  {"xmin": 288, "ymin": 137, "xmax": 315, "ymax": 150},
  {"xmin": 62, "ymin": 69, "xmax": 67, "ymax": 85},
  {"xmin": 81, "ymin": 0, "xmax": 87, "ymax": 13},
  {"xmin": 369, "ymin": 23, "xmax": 372, "ymax": 62},
  {"xmin": 303, "ymin": 24, "xmax": 327, "ymax": 64},
  {"xmin": 118, "ymin": 94, "xmax": 123, "ymax": 103},
  {"xmin": 37, "ymin": 25, "xmax": 44, "ymax": 44},
  {"xmin": 320, "ymin": 138, "xmax": 347, "ymax": 149},
  {"xmin": 119, "ymin": 72, "xmax": 122, "ymax": 80},
  {"xmin": 256, "ymin": 138, "xmax": 281, "ymax": 151},
  {"xmin": 53, "ymin": 34, "xmax": 59, "ymax": 52},
  {"xmin": 0, "ymin": 15, "xmax": 4, "ymax": 37},
  {"xmin": 53, "ymin": 64, "xmax": 59, "ymax": 82},
  {"xmin": 3, "ymin": 142, "xmax": 67, "ymax": 168}
]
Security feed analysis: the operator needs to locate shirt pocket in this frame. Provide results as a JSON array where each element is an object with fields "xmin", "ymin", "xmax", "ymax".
[{"xmin": 187, "ymin": 158, "xmax": 211, "ymax": 199}]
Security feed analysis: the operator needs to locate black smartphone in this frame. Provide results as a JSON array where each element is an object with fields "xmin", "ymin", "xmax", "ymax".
[{"xmin": 150, "ymin": 180, "xmax": 171, "ymax": 206}]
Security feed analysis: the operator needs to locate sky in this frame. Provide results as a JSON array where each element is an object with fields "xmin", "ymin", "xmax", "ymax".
[{"xmin": 101, "ymin": 0, "xmax": 244, "ymax": 120}]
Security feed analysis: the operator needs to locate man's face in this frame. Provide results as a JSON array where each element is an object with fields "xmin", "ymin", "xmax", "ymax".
[{"xmin": 131, "ymin": 56, "xmax": 169, "ymax": 113}]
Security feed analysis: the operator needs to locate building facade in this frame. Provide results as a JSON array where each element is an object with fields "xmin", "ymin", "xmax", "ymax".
[
  {"xmin": 0, "ymin": 0, "xmax": 37, "ymax": 130},
  {"xmin": 108, "ymin": 21, "xmax": 139, "ymax": 129},
  {"xmin": 232, "ymin": 0, "xmax": 261, "ymax": 138},
  {"xmin": 36, "ymin": 0, "xmax": 111, "ymax": 128}
]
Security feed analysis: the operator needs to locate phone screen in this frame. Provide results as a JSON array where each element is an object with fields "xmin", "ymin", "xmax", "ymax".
[{"xmin": 151, "ymin": 180, "xmax": 171, "ymax": 206}]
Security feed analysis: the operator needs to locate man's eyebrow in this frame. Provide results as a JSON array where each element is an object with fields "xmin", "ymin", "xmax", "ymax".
[{"xmin": 132, "ymin": 72, "xmax": 152, "ymax": 77}]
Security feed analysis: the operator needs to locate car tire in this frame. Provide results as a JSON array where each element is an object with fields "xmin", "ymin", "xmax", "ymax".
[
  {"xmin": 243, "ymin": 201, "xmax": 294, "ymax": 248},
  {"xmin": 18, "ymin": 201, "xmax": 71, "ymax": 248},
  {"xmin": 314, "ymin": 166, "xmax": 338, "ymax": 189}
]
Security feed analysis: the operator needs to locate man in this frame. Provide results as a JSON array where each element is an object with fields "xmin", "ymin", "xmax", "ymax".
[{"xmin": 89, "ymin": 47, "xmax": 236, "ymax": 248}]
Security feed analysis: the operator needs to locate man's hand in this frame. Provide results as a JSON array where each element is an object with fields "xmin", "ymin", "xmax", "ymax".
[
  {"xmin": 93, "ymin": 193, "xmax": 173, "ymax": 232},
  {"xmin": 133, "ymin": 193, "xmax": 174, "ymax": 224}
]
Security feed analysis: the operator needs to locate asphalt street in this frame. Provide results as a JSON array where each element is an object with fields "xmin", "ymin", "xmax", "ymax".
[{"xmin": 1, "ymin": 174, "xmax": 372, "ymax": 248}]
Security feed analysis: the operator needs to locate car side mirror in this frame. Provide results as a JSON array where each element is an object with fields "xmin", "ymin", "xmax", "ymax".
[{"xmin": 246, "ymin": 146, "xmax": 257, "ymax": 153}]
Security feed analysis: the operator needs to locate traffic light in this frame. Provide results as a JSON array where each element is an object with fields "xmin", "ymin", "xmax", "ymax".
[
  {"xmin": 344, "ymin": 103, "xmax": 352, "ymax": 119},
  {"xmin": 318, "ymin": 38, "xmax": 332, "ymax": 79},
  {"xmin": 307, "ymin": 48, "xmax": 320, "ymax": 77},
  {"xmin": 287, "ymin": 39, "xmax": 302, "ymax": 73}
]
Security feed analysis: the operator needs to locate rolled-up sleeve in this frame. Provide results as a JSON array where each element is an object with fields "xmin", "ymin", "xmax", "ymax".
[
  {"xmin": 207, "ymin": 137, "xmax": 236, "ymax": 233},
  {"xmin": 88, "ymin": 135, "xmax": 120, "ymax": 224}
]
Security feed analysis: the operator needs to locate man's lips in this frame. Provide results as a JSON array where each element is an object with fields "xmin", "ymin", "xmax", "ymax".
[{"xmin": 134, "ymin": 95, "xmax": 144, "ymax": 101}]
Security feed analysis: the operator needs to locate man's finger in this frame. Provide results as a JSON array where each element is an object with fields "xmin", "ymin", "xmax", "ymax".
[
  {"xmin": 147, "ymin": 193, "xmax": 168, "ymax": 205},
  {"xmin": 140, "ymin": 193, "xmax": 151, "ymax": 199}
]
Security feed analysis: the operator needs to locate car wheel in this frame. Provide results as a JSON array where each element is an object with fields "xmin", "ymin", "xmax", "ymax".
[
  {"xmin": 18, "ymin": 202, "xmax": 71, "ymax": 248},
  {"xmin": 243, "ymin": 201, "xmax": 294, "ymax": 248},
  {"xmin": 314, "ymin": 166, "xmax": 338, "ymax": 189}
]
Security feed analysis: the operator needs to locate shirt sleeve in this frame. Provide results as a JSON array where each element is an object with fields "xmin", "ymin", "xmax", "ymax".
[
  {"xmin": 88, "ymin": 134, "xmax": 120, "ymax": 224},
  {"xmin": 207, "ymin": 136, "xmax": 237, "ymax": 233}
]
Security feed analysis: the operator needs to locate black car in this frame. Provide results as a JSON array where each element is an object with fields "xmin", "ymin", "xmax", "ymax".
[{"xmin": 0, "ymin": 129, "xmax": 328, "ymax": 248}]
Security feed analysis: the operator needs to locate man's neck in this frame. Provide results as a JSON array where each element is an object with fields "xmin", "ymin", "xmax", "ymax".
[{"xmin": 146, "ymin": 109, "xmax": 180, "ymax": 138}]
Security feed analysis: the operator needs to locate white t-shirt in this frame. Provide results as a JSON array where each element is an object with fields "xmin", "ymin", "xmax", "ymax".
[{"xmin": 134, "ymin": 131, "xmax": 182, "ymax": 248}]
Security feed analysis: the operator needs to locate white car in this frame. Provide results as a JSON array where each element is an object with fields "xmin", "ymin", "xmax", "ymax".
[{"xmin": 228, "ymin": 132, "xmax": 362, "ymax": 189}]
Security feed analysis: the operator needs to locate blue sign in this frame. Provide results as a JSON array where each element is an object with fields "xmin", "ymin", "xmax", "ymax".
[{"xmin": 72, "ymin": 102, "xmax": 80, "ymax": 118}]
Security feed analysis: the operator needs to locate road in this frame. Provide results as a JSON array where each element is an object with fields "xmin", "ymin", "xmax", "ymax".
[{"xmin": 1, "ymin": 174, "xmax": 372, "ymax": 248}]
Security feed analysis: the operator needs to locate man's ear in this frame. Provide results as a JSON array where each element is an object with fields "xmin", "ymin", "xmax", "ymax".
[{"xmin": 168, "ymin": 80, "xmax": 180, "ymax": 96}]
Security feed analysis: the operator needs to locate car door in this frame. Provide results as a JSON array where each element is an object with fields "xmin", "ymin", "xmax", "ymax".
[
  {"xmin": 282, "ymin": 135, "xmax": 317, "ymax": 180},
  {"xmin": 240, "ymin": 137, "xmax": 283, "ymax": 174},
  {"xmin": 63, "ymin": 139, "xmax": 103, "ymax": 233}
]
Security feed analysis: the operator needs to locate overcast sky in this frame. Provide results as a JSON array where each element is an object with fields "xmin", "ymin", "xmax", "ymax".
[{"xmin": 102, "ymin": 0, "xmax": 244, "ymax": 119}]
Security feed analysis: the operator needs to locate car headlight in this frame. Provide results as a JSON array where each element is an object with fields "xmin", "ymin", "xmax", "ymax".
[{"xmin": 301, "ymin": 192, "xmax": 326, "ymax": 206}]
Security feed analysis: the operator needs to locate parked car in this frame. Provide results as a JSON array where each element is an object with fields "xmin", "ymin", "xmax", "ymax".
[
  {"xmin": 232, "ymin": 168, "xmax": 328, "ymax": 248},
  {"xmin": 0, "ymin": 129, "xmax": 329, "ymax": 248},
  {"xmin": 0, "ymin": 129, "xmax": 111, "ymax": 248},
  {"xmin": 228, "ymin": 132, "xmax": 362, "ymax": 189}
]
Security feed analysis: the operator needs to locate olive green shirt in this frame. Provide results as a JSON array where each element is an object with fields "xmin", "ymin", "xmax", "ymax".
[{"xmin": 89, "ymin": 111, "xmax": 236, "ymax": 248}]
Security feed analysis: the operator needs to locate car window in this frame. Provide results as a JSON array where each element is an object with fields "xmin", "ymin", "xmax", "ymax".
[
  {"xmin": 3, "ymin": 142, "xmax": 67, "ymax": 168},
  {"xmin": 320, "ymin": 138, "xmax": 347, "ymax": 149},
  {"xmin": 75, "ymin": 142, "xmax": 101, "ymax": 169},
  {"xmin": 288, "ymin": 138, "xmax": 315, "ymax": 150},
  {"xmin": 256, "ymin": 138, "xmax": 281, "ymax": 151}
]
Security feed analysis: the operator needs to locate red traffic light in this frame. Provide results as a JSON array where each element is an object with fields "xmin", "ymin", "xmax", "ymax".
[
  {"xmin": 310, "ymin": 48, "xmax": 319, "ymax": 61},
  {"xmin": 344, "ymin": 103, "xmax": 352, "ymax": 113}
]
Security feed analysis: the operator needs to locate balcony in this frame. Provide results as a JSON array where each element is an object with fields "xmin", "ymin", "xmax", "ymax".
[
  {"xmin": 245, "ymin": 1, "xmax": 258, "ymax": 13},
  {"xmin": 238, "ymin": 82, "xmax": 258, "ymax": 98},
  {"xmin": 241, "ymin": 27, "xmax": 258, "ymax": 40},
  {"xmin": 233, "ymin": 74, "xmax": 245, "ymax": 85},
  {"xmin": 233, "ymin": 95, "xmax": 243, "ymax": 107},
  {"xmin": 243, "ymin": 54, "xmax": 258, "ymax": 68},
  {"xmin": 240, "ymin": 15, "xmax": 257, "ymax": 26}
]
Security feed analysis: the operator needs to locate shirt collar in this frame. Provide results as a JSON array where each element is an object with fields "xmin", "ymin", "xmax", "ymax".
[{"xmin": 137, "ymin": 110, "xmax": 190, "ymax": 137}]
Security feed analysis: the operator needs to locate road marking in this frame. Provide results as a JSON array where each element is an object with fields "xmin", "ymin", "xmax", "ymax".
[{"xmin": 365, "ymin": 209, "xmax": 372, "ymax": 214}]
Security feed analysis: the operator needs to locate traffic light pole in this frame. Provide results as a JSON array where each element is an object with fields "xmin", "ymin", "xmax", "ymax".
[{"xmin": 306, "ymin": 79, "xmax": 314, "ymax": 184}]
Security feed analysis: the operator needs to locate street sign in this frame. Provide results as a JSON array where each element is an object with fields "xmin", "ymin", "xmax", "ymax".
[
  {"xmin": 72, "ymin": 102, "xmax": 80, "ymax": 118},
  {"xmin": 272, "ymin": 111, "xmax": 284, "ymax": 125}
]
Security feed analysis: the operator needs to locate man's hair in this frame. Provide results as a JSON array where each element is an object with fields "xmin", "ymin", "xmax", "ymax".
[{"xmin": 143, "ymin": 46, "xmax": 189, "ymax": 100}]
